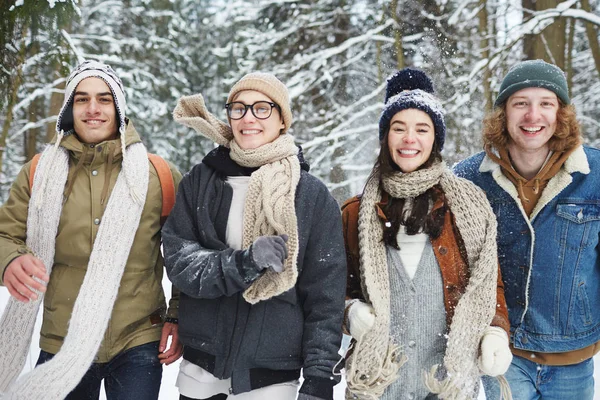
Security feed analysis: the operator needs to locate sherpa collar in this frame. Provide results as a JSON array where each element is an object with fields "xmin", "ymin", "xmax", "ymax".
[{"xmin": 479, "ymin": 145, "xmax": 589, "ymax": 176}]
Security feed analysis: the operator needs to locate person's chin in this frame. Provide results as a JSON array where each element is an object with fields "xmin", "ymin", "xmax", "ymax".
[{"xmin": 242, "ymin": 138, "xmax": 266, "ymax": 150}]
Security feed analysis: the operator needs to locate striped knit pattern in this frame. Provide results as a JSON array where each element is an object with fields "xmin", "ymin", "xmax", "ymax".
[
  {"xmin": 346, "ymin": 161, "xmax": 499, "ymax": 400},
  {"xmin": 0, "ymin": 141, "xmax": 149, "ymax": 399}
]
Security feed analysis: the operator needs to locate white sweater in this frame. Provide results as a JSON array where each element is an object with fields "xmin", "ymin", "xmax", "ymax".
[{"xmin": 394, "ymin": 225, "xmax": 428, "ymax": 280}]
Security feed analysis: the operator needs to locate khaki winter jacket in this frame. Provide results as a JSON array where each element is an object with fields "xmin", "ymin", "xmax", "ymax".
[{"xmin": 0, "ymin": 121, "xmax": 181, "ymax": 363}]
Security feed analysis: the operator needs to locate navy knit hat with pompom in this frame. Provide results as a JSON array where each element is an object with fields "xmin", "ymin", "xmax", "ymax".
[
  {"xmin": 384, "ymin": 67, "xmax": 434, "ymax": 103},
  {"xmin": 379, "ymin": 68, "xmax": 446, "ymax": 150}
]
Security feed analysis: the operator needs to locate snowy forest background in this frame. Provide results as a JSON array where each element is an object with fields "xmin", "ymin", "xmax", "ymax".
[
  {"xmin": 2, "ymin": 0, "xmax": 600, "ymax": 205},
  {"xmin": 2, "ymin": 1, "xmax": 600, "ymax": 399}
]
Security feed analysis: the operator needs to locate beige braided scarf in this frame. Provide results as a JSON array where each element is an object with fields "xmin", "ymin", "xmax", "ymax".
[
  {"xmin": 346, "ymin": 161, "xmax": 500, "ymax": 400},
  {"xmin": 173, "ymin": 94, "xmax": 301, "ymax": 303},
  {"xmin": 0, "ymin": 138, "xmax": 148, "ymax": 399}
]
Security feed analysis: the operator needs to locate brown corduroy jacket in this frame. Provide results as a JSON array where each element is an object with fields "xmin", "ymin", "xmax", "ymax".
[{"xmin": 342, "ymin": 194, "xmax": 510, "ymax": 335}]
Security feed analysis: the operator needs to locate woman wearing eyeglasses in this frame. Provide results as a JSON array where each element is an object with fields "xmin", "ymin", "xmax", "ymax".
[{"xmin": 162, "ymin": 73, "xmax": 346, "ymax": 400}]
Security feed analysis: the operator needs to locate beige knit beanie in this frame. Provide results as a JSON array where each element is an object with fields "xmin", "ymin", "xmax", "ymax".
[{"xmin": 227, "ymin": 72, "xmax": 293, "ymax": 133}]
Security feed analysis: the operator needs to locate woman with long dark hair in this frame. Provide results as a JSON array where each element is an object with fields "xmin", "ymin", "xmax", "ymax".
[{"xmin": 342, "ymin": 69, "xmax": 512, "ymax": 400}]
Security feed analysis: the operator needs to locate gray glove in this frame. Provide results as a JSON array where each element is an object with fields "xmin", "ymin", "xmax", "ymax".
[{"xmin": 250, "ymin": 234, "xmax": 288, "ymax": 273}]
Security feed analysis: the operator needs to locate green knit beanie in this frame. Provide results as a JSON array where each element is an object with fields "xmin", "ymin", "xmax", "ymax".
[{"xmin": 495, "ymin": 59, "xmax": 570, "ymax": 107}]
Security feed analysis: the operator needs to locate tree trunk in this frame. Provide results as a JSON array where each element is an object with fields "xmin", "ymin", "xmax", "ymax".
[
  {"xmin": 25, "ymin": 98, "xmax": 41, "ymax": 161},
  {"xmin": 376, "ymin": 7, "xmax": 386, "ymax": 84},
  {"xmin": 328, "ymin": 0, "xmax": 352, "ymax": 202},
  {"xmin": 566, "ymin": 17, "xmax": 575, "ymax": 91},
  {"xmin": 479, "ymin": 0, "xmax": 493, "ymax": 113},
  {"xmin": 46, "ymin": 15, "xmax": 72, "ymax": 142},
  {"xmin": 581, "ymin": 0, "xmax": 600, "ymax": 79},
  {"xmin": 25, "ymin": 20, "xmax": 41, "ymax": 162},
  {"xmin": 0, "ymin": 36, "xmax": 26, "ymax": 177},
  {"xmin": 522, "ymin": 0, "xmax": 566, "ymax": 69},
  {"xmin": 390, "ymin": 0, "xmax": 404, "ymax": 69}
]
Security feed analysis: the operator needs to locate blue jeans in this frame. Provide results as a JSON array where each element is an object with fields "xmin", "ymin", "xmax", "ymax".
[
  {"xmin": 481, "ymin": 355, "xmax": 594, "ymax": 400},
  {"xmin": 36, "ymin": 341, "xmax": 163, "ymax": 400}
]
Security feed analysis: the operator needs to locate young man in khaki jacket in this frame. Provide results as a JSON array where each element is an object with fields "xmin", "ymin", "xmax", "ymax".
[{"xmin": 0, "ymin": 60, "xmax": 182, "ymax": 400}]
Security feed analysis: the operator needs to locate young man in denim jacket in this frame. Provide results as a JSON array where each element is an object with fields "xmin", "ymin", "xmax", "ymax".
[{"xmin": 454, "ymin": 60, "xmax": 600, "ymax": 399}]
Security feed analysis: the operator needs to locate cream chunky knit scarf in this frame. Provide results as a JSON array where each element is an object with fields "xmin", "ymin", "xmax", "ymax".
[
  {"xmin": 0, "ymin": 139, "xmax": 149, "ymax": 399},
  {"xmin": 173, "ymin": 94, "xmax": 301, "ymax": 303},
  {"xmin": 346, "ymin": 161, "xmax": 499, "ymax": 400}
]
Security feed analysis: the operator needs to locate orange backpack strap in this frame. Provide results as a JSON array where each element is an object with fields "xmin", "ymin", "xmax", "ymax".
[
  {"xmin": 148, "ymin": 153, "xmax": 176, "ymax": 226},
  {"xmin": 29, "ymin": 152, "xmax": 176, "ymax": 225},
  {"xmin": 29, "ymin": 153, "xmax": 42, "ymax": 193}
]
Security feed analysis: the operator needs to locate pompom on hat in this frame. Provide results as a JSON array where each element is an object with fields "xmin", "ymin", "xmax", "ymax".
[
  {"xmin": 379, "ymin": 68, "xmax": 446, "ymax": 150},
  {"xmin": 495, "ymin": 59, "xmax": 570, "ymax": 107},
  {"xmin": 384, "ymin": 67, "xmax": 434, "ymax": 103},
  {"xmin": 226, "ymin": 72, "xmax": 292, "ymax": 134}
]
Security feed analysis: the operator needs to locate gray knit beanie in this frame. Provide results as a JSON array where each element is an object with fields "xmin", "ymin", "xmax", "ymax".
[
  {"xmin": 57, "ymin": 60, "xmax": 127, "ymax": 135},
  {"xmin": 226, "ymin": 72, "xmax": 292, "ymax": 133},
  {"xmin": 495, "ymin": 59, "xmax": 570, "ymax": 107}
]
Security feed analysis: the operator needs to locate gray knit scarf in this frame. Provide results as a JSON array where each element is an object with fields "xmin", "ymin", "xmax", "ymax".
[
  {"xmin": 0, "ymin": 137, "xmax": 149, "ymax": 399},
  {"xmin": 173, "ymin": 94, "xmax": 301, "ymax": 303},
  {"xmin": 346, "ymin": 161, "xmax": 499, "ymax": 400}
]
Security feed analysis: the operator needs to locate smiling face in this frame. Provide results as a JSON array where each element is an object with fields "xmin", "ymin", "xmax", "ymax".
[
  {"xmin": 387, "ymin": 108, "xmax": 435, "ymax": 173},
  {"xmin": 72, "ymin": 77, "xmax": 118, "ymax": 144},
  {"xmin": 229, "ymin": 90, "xmax": 285, "ymax": 150},
  {"xmin": 505, "ymin": 87, "xmax": 558, "ymax": 157}
]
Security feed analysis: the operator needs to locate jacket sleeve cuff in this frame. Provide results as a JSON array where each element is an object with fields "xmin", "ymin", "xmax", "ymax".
[
  {"xmin": 166, "ymin": 285, "xmax": 180, "ymax": 318},
  {"xmin": 242, "ymin": 246, "xmax": 266, "ymax": 284},
  {"xmin": 299, "ymin": 376, "xmax": 336, "ymax": 400}
]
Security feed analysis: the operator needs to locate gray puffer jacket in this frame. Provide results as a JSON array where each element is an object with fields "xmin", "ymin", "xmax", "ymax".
[{"xmin": 162, "ymin": 147, "xmax": 346, "ymax": 399}]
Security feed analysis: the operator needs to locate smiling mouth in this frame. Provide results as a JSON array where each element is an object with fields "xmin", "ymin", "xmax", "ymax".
[
  {"xmin": 398, "ymin": 149, "xmax": 419, "ymax": 156},
  {"xmin": 521, "ymin": 126, "xmax": 543, "ymax": 135},
  {"xmin": 84, "ymin": 119, "xmax": 106, "ymax": 125},
  {"xmin": 241, "ymin": 129, "xmax": 261, "ymax": 135}
]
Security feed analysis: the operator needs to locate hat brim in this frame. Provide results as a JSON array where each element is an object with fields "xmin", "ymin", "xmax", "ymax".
[{"xmin": 495, "ymin": 80, "xmax": 570, "ymax": 107}]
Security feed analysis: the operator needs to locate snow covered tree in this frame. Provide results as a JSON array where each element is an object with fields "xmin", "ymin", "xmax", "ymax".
[{"xmin": 0, "ymin": 0, "xmax": 76, "ymax": 200}]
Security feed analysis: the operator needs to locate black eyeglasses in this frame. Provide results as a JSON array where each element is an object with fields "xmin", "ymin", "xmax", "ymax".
[{"xmin": 225, "ymin": 101, "xmax": 280, "ymax": 120}]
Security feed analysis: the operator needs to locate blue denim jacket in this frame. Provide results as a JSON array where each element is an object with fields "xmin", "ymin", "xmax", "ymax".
[{"xmin": 454, "ymin": 145, "xmax": 600, "ymax": 352}]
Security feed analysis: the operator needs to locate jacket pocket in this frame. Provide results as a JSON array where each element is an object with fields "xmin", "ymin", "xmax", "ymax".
[
  {"xmin": 254, "ymin": 290, "xmax": 303, "ymax": 362},
  {"xmin": 179, "ymin": 295, "xmax": 220, "ymax": 344},
  {"xmin": 41, "ymin": 264, "xmax": 80, "ymax": 341},
  {"xmin": 576, "ymin": 281, "xmax": 593, "ymax": 327},
  {"xmin": 555, "ymin": 201, "xmax": 600, "ymax": 250}
]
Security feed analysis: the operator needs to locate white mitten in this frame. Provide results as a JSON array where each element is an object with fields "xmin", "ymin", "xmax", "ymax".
[
  {"xmin": 347, "ymin": 300, "xmax": 375, "ymax": 340},
  {"xmin": 478, "ymin": 326, "xmax": 513, "ymax": 377}
]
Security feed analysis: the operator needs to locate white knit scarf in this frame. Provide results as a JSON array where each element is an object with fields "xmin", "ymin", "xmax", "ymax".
[
  {"xmin": 346, "ymin": 161, "xmax": 499, "ymax": 400},
  {"xmin": 0, "ymin": 139, "xmax": 149, "ymax": 400},
  {"xmin": 173, "ymin": 94, "xmax": 301, "ymax": 303}
]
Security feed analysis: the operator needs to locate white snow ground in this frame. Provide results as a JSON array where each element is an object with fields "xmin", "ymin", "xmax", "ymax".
[{"xmin": 1, "ymin": 275, "xmax": 600, "ymax": 399}]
